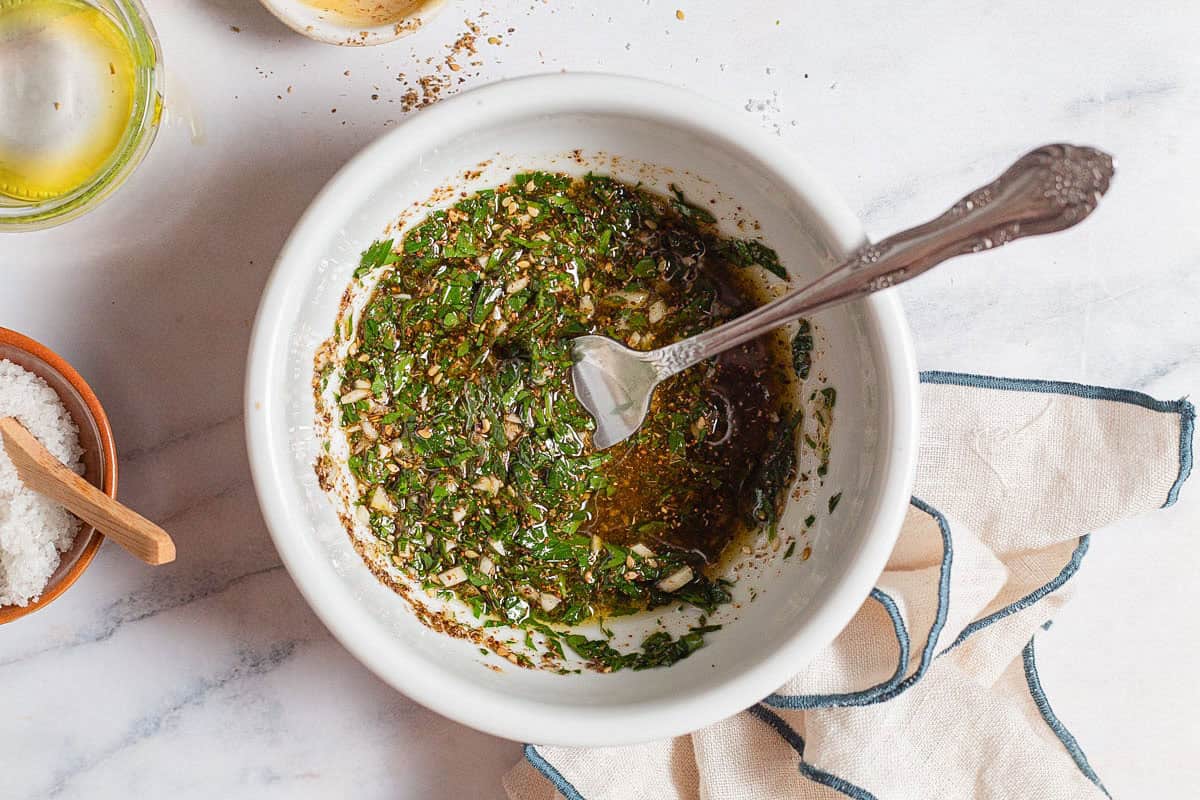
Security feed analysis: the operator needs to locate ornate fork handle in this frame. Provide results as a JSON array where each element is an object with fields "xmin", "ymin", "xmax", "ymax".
[{"xmin": 648, "ymin": 143, "xmax": 1115, "ymax": 379}]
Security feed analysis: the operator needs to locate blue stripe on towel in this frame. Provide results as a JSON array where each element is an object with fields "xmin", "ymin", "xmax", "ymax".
[
  {"xmin": 764, "ymin": 497, "xmax": 953, "ymax": 709},
  {"xmin": 749, "ymin": 704, "xmax": 880, "ymax": 800},
  {"xmin": 763, "ymin": 587, "xmax": 909, "ymax": 708},
  {"xmin": 919, "ymin": 370, "xmax": 1195, "ymax": 507},
  {"xmin": 1169, "ymin": 400, "xmax": 1195, "ymax": 507},
  {"xmin": 939, "ymin": 536, "xmax": 1090, "ymax": 656},
  {"xmin": 524, "ymin": 745, "xmax": 586, "ymax": 800},
  {"xmin": 1022, "ymin": 639, "xmax": 1111, "ymax": 797}
]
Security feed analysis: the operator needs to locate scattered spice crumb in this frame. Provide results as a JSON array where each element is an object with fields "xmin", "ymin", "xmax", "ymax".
[{"xmin": 394, "ymin": 13, "xmax": 510, "ymax": 113}]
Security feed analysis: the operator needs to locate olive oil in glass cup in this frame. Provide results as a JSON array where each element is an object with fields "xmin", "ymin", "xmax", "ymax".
[{"xmin": 0, "ymin": 0, "xmax": 162, "ymax": 231}]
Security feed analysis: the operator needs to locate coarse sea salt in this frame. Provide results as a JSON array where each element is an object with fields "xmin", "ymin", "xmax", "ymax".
[{"xmin": 0, "ymin": 359, "xmax": 84, "ymax": 607}]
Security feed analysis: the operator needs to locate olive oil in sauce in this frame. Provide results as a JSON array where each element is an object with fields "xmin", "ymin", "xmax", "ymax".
[
  {"xmin": 584, "ymin": 278, "xmax": 792, "ymax": 562},
  {"xmin": 0, "ymin": 0, "xmax": 138, "ymax": 201}
]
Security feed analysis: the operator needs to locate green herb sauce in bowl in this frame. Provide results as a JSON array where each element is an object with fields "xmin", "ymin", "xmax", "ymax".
[{"xmin": 320, "ymin": 173, "xmax": 818, "ymax": 671}]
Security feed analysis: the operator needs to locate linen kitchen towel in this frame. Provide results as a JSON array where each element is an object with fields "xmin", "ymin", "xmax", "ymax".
[{"xmin": 505, "ymin": 371, "xmax": 1194, "ymax": 800}]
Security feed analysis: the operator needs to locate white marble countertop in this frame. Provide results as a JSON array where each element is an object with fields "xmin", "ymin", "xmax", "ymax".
[{"xmin": 2, "ymin": 1, "xmax": 1198, "ymax": 797}]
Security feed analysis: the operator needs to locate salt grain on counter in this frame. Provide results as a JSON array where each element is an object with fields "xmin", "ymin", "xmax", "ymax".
[{"xmin": 0, "ymin": 360, "xmax": 84, "ymax": 607}]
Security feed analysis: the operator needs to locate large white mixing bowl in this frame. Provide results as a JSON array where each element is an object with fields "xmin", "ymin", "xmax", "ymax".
[{"xmin": 246, "ymin": 74, "xmax": 918, "ymax": 746}]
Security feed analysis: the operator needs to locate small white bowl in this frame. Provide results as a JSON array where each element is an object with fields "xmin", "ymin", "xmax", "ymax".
[
  {"xmin": 257, "ymin": 0, "xmax": 445, "ymax": 46},
  {"xmin": 246, "ymin": 74, "xmax": 918, "ymax": 746}
]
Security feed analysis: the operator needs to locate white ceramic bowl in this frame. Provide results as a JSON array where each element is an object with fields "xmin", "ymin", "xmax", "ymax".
[
  {"xmin": 246, "ymin": 74, "xmax": 918, "ymax": 746},
  {"xmin": 257, "ymin": 0, "xmax": 445, "ymax": 46}
]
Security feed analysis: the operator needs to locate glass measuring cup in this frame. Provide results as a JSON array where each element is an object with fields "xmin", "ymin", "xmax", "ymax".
[{"xmin": 0, "ymin": 0, "xmax": 162, "ymax": 231}]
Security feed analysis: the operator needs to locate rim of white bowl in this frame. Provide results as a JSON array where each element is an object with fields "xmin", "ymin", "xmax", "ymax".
[
  {"xmin": 256, "ymin": 0, "xmax": 446, "ymax": 46},
  {"xmin": 246, "ymin": 73, "xmax": 919, "ymax": 747}
]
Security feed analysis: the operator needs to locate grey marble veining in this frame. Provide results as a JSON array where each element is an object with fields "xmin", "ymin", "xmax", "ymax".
[{"xmin": 1, "ymin": 1, "xmax": 1198, "ymax": 797}]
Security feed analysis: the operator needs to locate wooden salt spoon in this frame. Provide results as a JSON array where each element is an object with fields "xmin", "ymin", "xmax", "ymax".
[{"xmin": 0, "ymin": 416, "xmax": 176, "ymax": 565}]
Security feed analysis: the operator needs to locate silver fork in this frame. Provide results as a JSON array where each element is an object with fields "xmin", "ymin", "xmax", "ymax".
[{"xmin": 571, "ymin": 143, "xmax": 1115, "ymax": 450}]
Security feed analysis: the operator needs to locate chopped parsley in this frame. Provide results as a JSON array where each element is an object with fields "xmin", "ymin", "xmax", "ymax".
[{"xmin": 331, "ymin": 173, "xmax": 823, "ymax": 671}]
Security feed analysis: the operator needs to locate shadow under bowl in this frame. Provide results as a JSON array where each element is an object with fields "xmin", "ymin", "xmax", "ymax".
[{"xmin": 0, "ymin": 327, "xmax": 117, "ymax": 624}]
